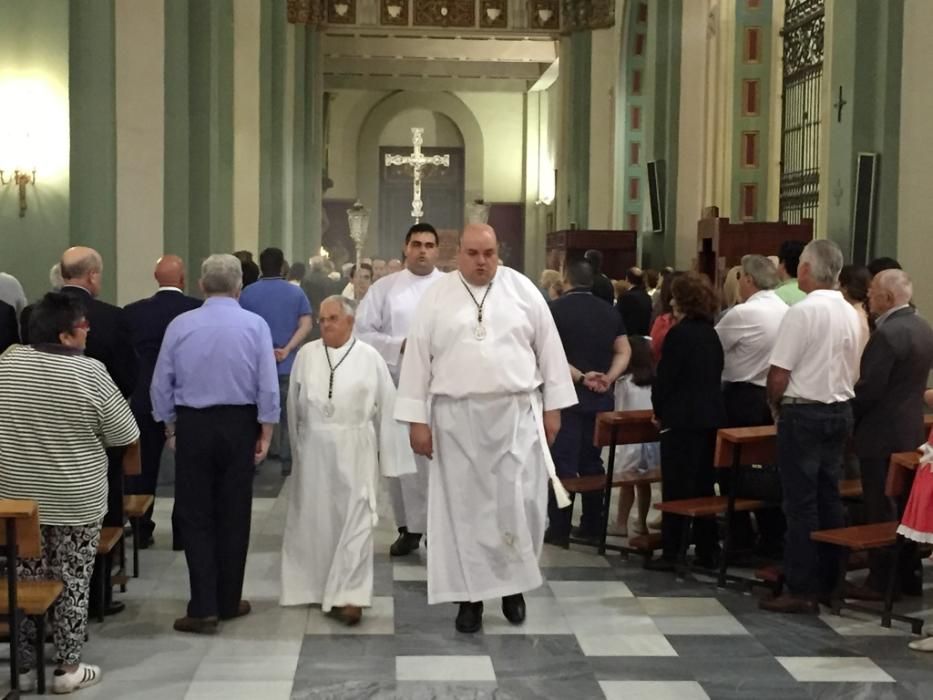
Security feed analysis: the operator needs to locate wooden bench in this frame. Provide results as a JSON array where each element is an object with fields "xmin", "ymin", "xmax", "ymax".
[
  {"xmin": 0, "ymin": 500, "xmax": 64, "ymax": 695},
  {"xmin": 93, "ymin": 526, "xmax": 126, "ymax": 623},
  {"xmin": 810, "ymin": 450, "xmax": 923, "ymax": 634},
  {"xmin": 124, "ymin": 494, "xmax": 154, "ymax": 579},
  {"xmin": 559, "ymin": 410, "xmax": 661, "ymax": 558}
]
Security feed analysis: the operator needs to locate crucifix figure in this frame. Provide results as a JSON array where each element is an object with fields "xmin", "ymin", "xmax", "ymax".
[
  {"xmin": 833, "ymin": 85, "xmax": 848, "ymax": 123},
  {"xmin": 384, "ymin": 127, "xmax": 450, "ymax": 223}
]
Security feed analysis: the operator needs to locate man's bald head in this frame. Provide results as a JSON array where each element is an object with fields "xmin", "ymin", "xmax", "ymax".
[
  {"xmin": 155, "ymin": 255, "xmax": 186, "ymax": 289},
  {"xmin": 60, "ymin": 246, "xmax": 103, "ymax": 296},
  {"xmin": 868, "ymin": 269, "xmax": 913, "ymax": 317},
  {"xmin": 457, "ymin": 224, "xmax": 498, "ymax": 286}
]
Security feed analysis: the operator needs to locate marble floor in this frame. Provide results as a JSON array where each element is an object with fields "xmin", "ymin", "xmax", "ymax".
[{"xmin": 17, "ymin": 458, "xmax": 933, "ymax": 699}]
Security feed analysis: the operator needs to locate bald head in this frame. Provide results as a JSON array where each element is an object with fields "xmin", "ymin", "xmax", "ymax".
[
  {"xmin": 155, "ymin": 255, "xmax": 186, "ymax": 289},
  {"xmin": 868, "ymin": 269, "xmax": 913, "ymax": 317},
  {"xmin": 60, "ymin": 246, "xmax": 103, "ymax": 296},
  {"xmin": 458, "ymin": 224, "xmax": 498, "ymax": 286}
]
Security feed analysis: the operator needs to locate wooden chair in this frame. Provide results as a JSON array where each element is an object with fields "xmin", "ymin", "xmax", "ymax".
[
  {"xmin": 123, "ymin": 495, "xmax": 154, "ymax": 579},
  {"xmin": 810, "ymin": 450, "xmax": 924, "ymax": 634},
  {"xmin": 0, "ymin": 500, "xmax": 64, "ymax": 696},
  {"xmin": 559, "ymin": 410, "xmax": 661, "ymax": 557}
]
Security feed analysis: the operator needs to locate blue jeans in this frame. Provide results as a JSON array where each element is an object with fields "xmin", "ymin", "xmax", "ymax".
[{"xmin": 776, "ymin": 402, "xmax": 853, "ymax": 596}]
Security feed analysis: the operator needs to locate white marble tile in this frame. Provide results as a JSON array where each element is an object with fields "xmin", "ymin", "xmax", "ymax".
[
  {"xmin": 395, "ymin": 655, "xmax": 497, "ymax": 681},
  {"xmin": 304, "ymin": 596, "xmax": 395, "ymax": 635},
  {"xmin": 184, "ymin": 680, "xmax": 293, "ymax": 699},
  {"xmin": 600, "ymin": 680, "xmax": 710, "ymax": 700},
  {"xmin": 191, "ymin": 654, "xmax": 299, "ymax": 682},
  {"xmin": 776, "ymin": 656, "xmax": 896, "ymax": 683},
  {"xmin": 76, "ymin": 680, "xmax": 191, "ymax": 700},
  {"xmin": 548, "ymin": 580, "xmax": 634, "ymax": 600},
  {"xmin": 539, "ymin": 546, "xmax": 611, "ymax": 568},
  {"xmin": 393, "ymin": 562, "xmax": 428, "ymax": 581},
  {"xmin": 819, "ymin": 611, "xmax": 911, "ymax": 637},
  {"xmin": 483, "ymin": 596, "xmax": 573, "ymax": 635},
  {"xmin": 575, "ymin": 631, "xmax": 677, "ymax": 657},
  {"xmin": 567, "ymin": 612, "xmax": 660, "ymax": 637},
  {"xmin": 639, "ymin": 597, "xmax": 732, "ymax": 616}
]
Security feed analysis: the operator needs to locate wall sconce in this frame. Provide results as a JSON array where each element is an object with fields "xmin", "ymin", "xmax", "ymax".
[
  {"xmin": 0, "ymin": 168, "xmax": 35, "ymax": 218},
  {"xmin": 346, "ymin": 200, "xmax": 370, "ymax": 265}
]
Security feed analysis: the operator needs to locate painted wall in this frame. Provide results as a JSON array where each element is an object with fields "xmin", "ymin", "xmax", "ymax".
[
  {"xmin": 0, "ymin": 0, "xmax": 71, "ymax": 300},
  {"xmin": 897, "ymin": 0, "xmax": 933, "ymax": 317},
  {"xmin": 588, "ymin": 25, "xmax": 619, "ymax": 230},
  {"xmin": 380, "ymin": 110, "xmax": 464, "ymax": 147},
  {"xmin": 455, "ymin": 92, "xmax": 525, "ymax": 202}
]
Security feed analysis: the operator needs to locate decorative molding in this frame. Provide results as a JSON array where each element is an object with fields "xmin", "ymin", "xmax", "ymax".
[
  {"xmin": 381, "ymin": 0, "xmax": 409, "ymax": 26},
  {"xmin": 412, "ymin": 0, "xmax": 475, "ymax": 28},
  {"xmin": 561, "ymin": 0, "xmax": 614, "ymax": 33},
  {"xmin": 327, "ymin": 0, "xmax": 356, "ymax": 24},
  {"xmin": 287, "ymin": 0, "xmax": 326, "ymax": 25},
  {"xmin": 480, "ymin": 0, "xmax": 507, "ymax": 28},
  {"xmin": 528, "ymin": 0, "xmax": 560, "ymax": 30}
]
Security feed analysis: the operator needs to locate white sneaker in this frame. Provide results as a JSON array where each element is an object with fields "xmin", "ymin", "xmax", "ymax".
[
  {"xmin": 908, "ymin": 637, "xmax": 933, "ymax": 652},
  {"xmin": 16, "ymin": 670, "xmax": 36, "ymax": 693},
  {"xmin": 52, "ymin": 664, "xmax": 101, "ymax": 694}
]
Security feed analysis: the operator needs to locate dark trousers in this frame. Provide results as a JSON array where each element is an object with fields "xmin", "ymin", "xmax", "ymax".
[
  {"xmin": 175, "ymin": 405, "xmax": 258, "ymax": 619},
  {"xmin": 860, "ymin": 456, "xmax": 919, "ymax": 592},
  {"xmin": 548, "ymin": 407, "xmax": 605, "ymax": 537},
  {"xmin": 777, "ymin": 402, "xmax": 853, "ymax": 596},
  {"xmin": 125, "ymin": 410, "xmax": 166, "ymax": 538},
  {"xmin": 89, "ymin": 446, "xmax": 126, "ymax": 612},
  {"xmin": 660, "ymin": 429, "xmax": 718, "ymax": 560},
  {"xmin": 721, "ymin": 382, "xmax": 785, "ymax": 553}
]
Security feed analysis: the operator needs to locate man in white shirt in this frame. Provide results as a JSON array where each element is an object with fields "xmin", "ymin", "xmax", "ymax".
[
  {"xmin": 356, "ymin": 223, "xmax": 444, "ymax": 556},
  {"xmin": 761, "ymin": 240, "xmax": 861, "ymax": 614},
  {"xmin": 715, "ymin": 254, "xmax": 788, "ymax": 555},
  {"xmin": 395, "ymin": 224, "xmax": 576, "ymax": 633}
]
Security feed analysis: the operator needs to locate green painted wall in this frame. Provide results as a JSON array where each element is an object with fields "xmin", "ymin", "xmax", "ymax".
[
  {"xmin": 0, "ymin": 0, "xmax": 71, "ymax": 300},
  {"xmin": 825, "ymin": 0, "xmax": 903, "ymax": 258},
  {"xmin": 70, "ymin": 1, "xmax": 117, "ymax": 303},
  {"xmin": 644, "ymin": 0, "xmax": 682, "ymax": 268},
  {"xmin": 620, "ymin": 1, "xmax": 649, "ymax": 254},
  {"xmin": 259, "ymin": 0, "xmax": 286, "ymax": 252},
  {"xmin": 566, "ymin": 31, "xmax": 591, "ymax": 228}
]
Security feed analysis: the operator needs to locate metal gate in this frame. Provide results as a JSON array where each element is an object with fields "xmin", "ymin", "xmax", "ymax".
[{"xmin": 779, "ymin": 0, "xmax": 825, "ymax": 224}]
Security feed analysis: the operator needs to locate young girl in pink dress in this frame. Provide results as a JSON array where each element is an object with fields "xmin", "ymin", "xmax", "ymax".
[{"xmin": 905, "ymin": 393, "xmax": 933, "ymax": 652}]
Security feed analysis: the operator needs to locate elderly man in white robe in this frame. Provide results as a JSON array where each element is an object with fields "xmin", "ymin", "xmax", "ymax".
[
  {"xmin": 356, "ymin": 222, "xmax": 445, "ymax": 556},
  {"xmin": 395, "ymin": 223, "xmax": 577, "ymax": 634},
  {"xmin": 280, "ymin": 296, "xmax": 415, "ymax": 626}
]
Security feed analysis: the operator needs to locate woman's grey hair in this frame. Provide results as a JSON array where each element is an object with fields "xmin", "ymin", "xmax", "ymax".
[
  {"xmin": 49, "ymin": 263, "xmax": 63, "ymax": 291},
  {"xmin": 800, "ymin": 239, "xmax": 844, "ymax": 286},
  {"xmin": 200, "ymin": 254, "xmax": 243, "ymax": 295},
  {"xmin": 741, "ymin": 254, "xmax": 780, "ymax": 291},
  {"xmin": 322, "ymin": 294, "xmax": 357, "ymax": 318}
]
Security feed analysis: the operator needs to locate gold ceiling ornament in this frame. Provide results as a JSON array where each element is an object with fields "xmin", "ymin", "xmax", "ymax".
[
  {"xmin": 286, "ymin": 0, "xmax": 326, "ymax": 25},
  {"xmin": 528, "ymin": 0, "xmax": 560, "ymax": 30},
  {"xmin": 381, "ymin": 0, "xmax": 409, "ymax": 25},
  {"xmin": 413, "ymin": 0, "xmax": 475, "ymax": 28},
  {"xmin": 560, "ymin": 0, "xmax": 614, "ymax": 32},
  {"xmin": 480, "ymin": 0, "xmax": 507, "ymax": 28}
]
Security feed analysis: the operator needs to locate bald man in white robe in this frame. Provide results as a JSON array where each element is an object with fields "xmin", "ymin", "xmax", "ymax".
[{"xmin": 395, "ymin": 224, "xmax": 576, "ymax": 633}]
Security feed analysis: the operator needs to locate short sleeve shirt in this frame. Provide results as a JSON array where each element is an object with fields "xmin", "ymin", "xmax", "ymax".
[
  {"xmin": 769, "ymin": 289, "xmax": 861, "ymax": 403},
  {"xmin": 239, "ymin": 278, "xmax": 312, "ymax": 375}
]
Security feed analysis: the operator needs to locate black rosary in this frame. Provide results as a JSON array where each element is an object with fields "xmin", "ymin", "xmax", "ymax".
[
  {"xmin": 459, "ymin": 274, "xmax": 493, "ymax": 340},
  {"xmin": 322, "ymin": 338, "xmax": 357, "ymax": 417}
]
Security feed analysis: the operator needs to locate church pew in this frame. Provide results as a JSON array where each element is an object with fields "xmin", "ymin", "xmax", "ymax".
[{"xmin": 559, "ymin": 410, "xmax": 661, "ymax": 558}]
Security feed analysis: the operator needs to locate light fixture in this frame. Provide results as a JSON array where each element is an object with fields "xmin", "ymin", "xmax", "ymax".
[
  {"xmin": 0, "ymin": 168, "xmax": 35, "ymax": 218},
  {"xmin": 346, "ymin": 200, "xmax": 370, "ymax": 265}
]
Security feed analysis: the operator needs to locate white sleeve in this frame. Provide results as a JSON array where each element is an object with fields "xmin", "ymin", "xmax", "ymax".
[
  {"xmin": 355, "ymin": 281, "xmax": 405, "ymax": 368},
  {"xmin": 714, "ymin": 307, "xmax": 745, "ymax": 353},
  {"xmin": 394, "ymin": 290, "xmax": 433, "ymax": 424},
  {"xmin": 374, "ymin": 354, "xmax": 417, "ymax": 478},
  {"xmin": 527, "ymin": 281, "xmax": 577, "ymax": 411},
  {"xmin": 287, "ymin": 347, "xmax": 307, "ymax": 472}
]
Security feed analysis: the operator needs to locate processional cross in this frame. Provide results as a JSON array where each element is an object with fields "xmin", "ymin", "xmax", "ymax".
[{"xmin": 384, "ymin": 127, "xmax": 450, "ymax": 223}]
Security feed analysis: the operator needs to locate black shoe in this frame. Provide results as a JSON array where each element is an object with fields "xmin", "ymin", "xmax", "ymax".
[
  {"xmin": 139, "ymin": 534, "xmax": 155, "ymax": 550},
  {"xmin": 390, "ymin": 531, "xmax": 422, "ymax": 557},
  {"xmin": 502, "ymin": 594, "xmax": 526, "ymax": 625},
  {"xmin": 543, "ymin": 528, "xmax": 570, "ymax": 549},
  {"xmin": 455, "ymin": 601, "xmax": 484, "ymax": 633},
  {"xmin": 571, "ymin": 526, "xmax": 602, "ymax": 543},
  {"xmin": 644, "ymin": 557, "xmax": 677, "ymax": 572}
]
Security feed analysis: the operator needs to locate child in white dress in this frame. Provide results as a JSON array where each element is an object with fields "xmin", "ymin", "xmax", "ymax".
[{"xmin": 613, "ymin": 336, "xmax": 660, "ymax": 536}]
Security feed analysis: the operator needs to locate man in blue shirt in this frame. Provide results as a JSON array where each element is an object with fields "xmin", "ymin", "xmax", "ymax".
[
  {"xmin": 240, "ymin": 247, "xmax": 313, "ymax": 476},
  {"xmin": 152, "ymin": 254, "xmax": 280, "ymax": 635}
]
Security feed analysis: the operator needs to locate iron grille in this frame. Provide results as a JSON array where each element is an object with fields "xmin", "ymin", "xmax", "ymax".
[{"xmin": 779, "ymin": 0, "xmax": 825, "ymax": 225}]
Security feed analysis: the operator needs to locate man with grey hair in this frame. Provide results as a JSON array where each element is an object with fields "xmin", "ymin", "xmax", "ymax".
[
  {"xmin": 849, "ymin": 269, "xmax": 933, "ymax": 599},
  {"xmin": 715, "ymin": 254, "xmax": 788, "ymax": 555},
  {"xmin": 151, "ymin": 253, "xmax": 280, "ymax": 635},
  {"xmin": 280, "ymin": 295, "xmax": 414, "ymax": 626},
  {"xmin": 761, "ymin": 239, "xmax": 862, "ymax": 614}
]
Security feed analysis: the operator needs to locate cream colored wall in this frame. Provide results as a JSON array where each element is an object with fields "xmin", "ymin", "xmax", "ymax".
[
  {"xmin": 115, "ymin": 0, "xmax": 164, "ymax": 305},
  {"xmin": 327, "ymin": 89, "xmax": 390, "ymax": 200},
  {"xmin": 587, "ymin": 26, "xmax": 619, "ymax": 230},
  {"xmin": 898, "ymin": 0, "xmax": 933, "ymax": 317},
  {"xmin": 379, "ymin": 109, "xmax": 464, "ymax": 147},
  {"xmin": 454, "ymin": 92, "xmax": 524, "ymax": 201},
  {"xmin": 232, "ymin": 0, "xmax": 260, "ymax": 255}
]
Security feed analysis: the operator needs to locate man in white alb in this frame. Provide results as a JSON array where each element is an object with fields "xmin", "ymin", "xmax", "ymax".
[
  {"xmin": 395, "ymin": 223, "xmax": 577, "ymax": 633},
  {"xmin": 356, "ymin": 223, "xmax": 445, "ymax": 556},
  {"xmin": 280, "ymin": 296, "xmax": 414, "ymax": 626}
]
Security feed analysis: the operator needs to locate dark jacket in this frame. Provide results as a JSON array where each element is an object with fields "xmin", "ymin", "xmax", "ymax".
[
  {"xmin": 591, "ymin": 273, "xmax": 615, "ymax": 306},
  {"xmin": 853, "ymin": 307, "xmax": 933, "ymax": 459},
  {"xmin": 652, "ymin": 317, "xmax": 727, "ymax": 430},
  {"xmin": 22, "ymin": 286, "xmax": 139, "ymax": 398},
  {"xmin": 124, "ymin": 289, "xmax": 202, "ymax": 415},
  {"xmin": 616, "ymin": 286, "xmax": 653, "ymax": 336},
  {"xmin": 0, "ymin": 300, "xmax": 18, "ymax": 353}
]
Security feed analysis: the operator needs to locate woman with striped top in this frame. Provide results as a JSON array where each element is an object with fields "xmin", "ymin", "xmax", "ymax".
[{"xmin": 0, "ymin": 292, "xmax": 139, "ymax": 694}]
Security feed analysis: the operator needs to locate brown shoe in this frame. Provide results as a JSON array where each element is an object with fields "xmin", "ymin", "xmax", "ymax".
[
  {"xmin": 173, "ymin": 615, "xmax": 219, "ymax": 634},
  {"xmin": 759, "ymin": 594, "xmax": 819, "ymax": 615},
  {"xmin": 326, "ymin": 605, "xmax": 362, "ymax": 626},
  {"xmin": 220, "ymin": 600, "xmax": 252, "ymax": 621}
]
